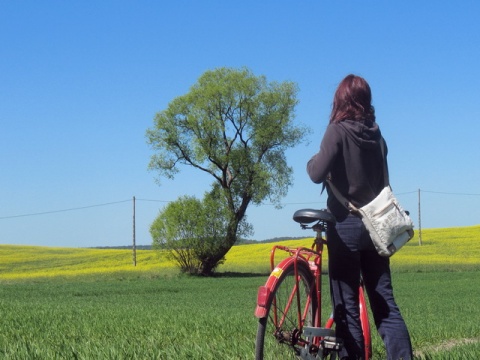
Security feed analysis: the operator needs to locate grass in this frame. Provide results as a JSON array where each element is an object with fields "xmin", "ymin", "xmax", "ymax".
[
  {"xmin": 0, "ymin": 272, "xmax": 478, "ymax": 359},
  {"xmin": 0, "ymin": 225, "xmax": 479, "ymax": 359},
  {"xmin": 0, "ymin": 275, "xmax": 262, "ymax": 359}
]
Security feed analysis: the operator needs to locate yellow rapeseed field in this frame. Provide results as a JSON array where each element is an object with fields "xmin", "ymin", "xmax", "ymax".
[
  {"xmin": 222, "ymin": 225, "xmax": 480, "ymax": 273},
  {"xmin": 388, "ymin": 225, "xmax": 480, "ymax": 271},
  {"xmin": 0, "ymin": 245, "xmax": 170, "ymax": 280},
  {"xmin": 1, "ymin": 225, "xmax": 479, "ymax": 280}
]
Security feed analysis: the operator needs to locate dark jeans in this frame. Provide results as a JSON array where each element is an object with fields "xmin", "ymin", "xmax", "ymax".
[{"xmin": 327, "ymin": 214, "xmax": 413, "ymax": 360}]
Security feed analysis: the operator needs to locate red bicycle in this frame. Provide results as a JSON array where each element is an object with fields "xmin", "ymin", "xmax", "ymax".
[{"xmin": 254, "ymin": 209, "xmax": 372, "ymax": 359}]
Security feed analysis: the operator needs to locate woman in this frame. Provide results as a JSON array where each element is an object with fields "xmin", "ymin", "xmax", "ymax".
[{"xmin": 307, "ymin": 74, "xmax": 413, "ymax": 360}]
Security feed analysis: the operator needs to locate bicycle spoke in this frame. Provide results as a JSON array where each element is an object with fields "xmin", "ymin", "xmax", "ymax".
[{"xmin": 256, "ymin": 263, "xmax": 316, "ymax": 359}]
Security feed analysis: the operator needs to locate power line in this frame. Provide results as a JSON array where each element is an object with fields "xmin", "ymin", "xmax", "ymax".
[
  {"xmin": 138, "ymin": 198, "xmax": 326, "ymax": 206},
  {"xmin": 135, "ymin": 198, "xmax": 171, "ymax": 203},
  {"xmin": 421, "ymin": 190, "xmax": 480, "ymax": 196},
  {"xmin": 0, "ymin": 199, "xmax": 131, "ymax": 220},
  {"xmin": 1, "ymin": 189, "xmax": 479, "ymax": 221},
  {"xmin": 395, "ymin": 191, "xmax": 418, "ymax": 196},
  {"xmin": 261, "ymin": 201, "xmax": 325, "ymax": 206}
]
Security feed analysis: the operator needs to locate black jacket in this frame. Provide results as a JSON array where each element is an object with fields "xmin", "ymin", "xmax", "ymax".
[{"xmin": 307, "ymin": 119, "xmax": 388, "ymax": 221}]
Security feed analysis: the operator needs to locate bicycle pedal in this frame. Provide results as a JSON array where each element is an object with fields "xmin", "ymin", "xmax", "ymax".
[
  {"xmin": 303, "ymin": 327, "xmax": 335, "ymax": 337},
  {"xmin": 322, "ymin": 336, "xmax": 343, "ymax": 351}
]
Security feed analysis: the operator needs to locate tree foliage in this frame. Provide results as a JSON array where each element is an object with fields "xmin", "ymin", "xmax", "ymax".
[
  {"xmin": 147, "ymin": 67, "xmax": 306, "ymax": 275},
  {"xmin": 150, "ymin": 191, "xmax": 251, "ymax": 275}
]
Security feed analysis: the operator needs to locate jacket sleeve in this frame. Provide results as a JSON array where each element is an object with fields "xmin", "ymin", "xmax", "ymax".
[{"xmin": 307, "ymin": 125, "xmax": 342, "ymax": 184}]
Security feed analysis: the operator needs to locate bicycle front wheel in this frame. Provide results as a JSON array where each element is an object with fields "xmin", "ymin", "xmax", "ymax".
[{"xmin": 255, "ymin": 261, "xmax": 317, "ymax": 360}]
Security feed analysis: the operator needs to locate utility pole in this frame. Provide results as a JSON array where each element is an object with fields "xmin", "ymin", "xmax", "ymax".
[
  {"xmin": 418, "ymin": 189, "xmax": 422, "ymax": 246},
  {"xmin": 133, "ymin": 196, "xmax": 137, "ymax": 266}
]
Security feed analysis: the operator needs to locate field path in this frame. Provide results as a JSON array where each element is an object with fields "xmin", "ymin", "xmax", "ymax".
[{"xmin": 414, "ymin": 337, "xmax": 480, "ymax": 357}]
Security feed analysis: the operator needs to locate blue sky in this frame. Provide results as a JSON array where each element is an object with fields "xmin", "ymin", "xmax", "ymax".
[{"xmin": 1, "ymin": 1, "xmax": 479, "ymax": 247}]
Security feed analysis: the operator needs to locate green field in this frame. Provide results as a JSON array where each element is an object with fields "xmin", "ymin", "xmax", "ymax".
[{"xmin": 1, "ymin": 225, "xmax": 479, "ymax": 359}]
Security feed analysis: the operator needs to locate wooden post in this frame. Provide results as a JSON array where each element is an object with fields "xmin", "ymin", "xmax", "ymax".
[
  {"xmin": 418, "ymin": 189, "xmax": 422, "ymax": 246},
  {"xmin": 133, "ymin": 196, "xmax": 137, "ymax": 266}
]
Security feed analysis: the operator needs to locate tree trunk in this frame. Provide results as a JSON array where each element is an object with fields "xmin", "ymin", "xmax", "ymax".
[
  {"xmin": 198, "ymin": 218, "xmax": 240, "ymax": 276},
  {"xmin": 197, "ymin": 193, "xmax": 250, "ymax": 276}
]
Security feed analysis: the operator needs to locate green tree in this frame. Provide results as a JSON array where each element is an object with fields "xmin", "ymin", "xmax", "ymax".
[
  {"xmin": 146, "ymin": 67, "xmax": 306, "ymax": 275},
  {"xmin": 150, "ymin": 190, "xmax": 251, "ymax": 275}
]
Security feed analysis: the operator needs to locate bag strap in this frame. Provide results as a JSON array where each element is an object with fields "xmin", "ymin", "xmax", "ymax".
[
  {"xmin": 379, "ymin": 139, "xmax": 390, "ymax": 187},
  {"xmin": 326, "ymin": 137, "xmax": 389, "ymax": 212},
  {"xmin": 325, "ymin": 176, "xmax": 358, "ymax": 212}
]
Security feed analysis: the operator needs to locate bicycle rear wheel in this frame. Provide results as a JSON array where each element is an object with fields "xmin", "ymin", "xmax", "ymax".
[
  {"xmin": 255, "ymin": 261, "xmax": 317, "ymax": 360},
  {"xmin": 359, "ymin": 285, "xmax": 372, "ymax": 359}
]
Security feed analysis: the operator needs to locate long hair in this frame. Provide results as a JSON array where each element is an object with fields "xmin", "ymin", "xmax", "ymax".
[{"xmin": 329, "ymin": 74, "xmax": 375, "ymax": 124}]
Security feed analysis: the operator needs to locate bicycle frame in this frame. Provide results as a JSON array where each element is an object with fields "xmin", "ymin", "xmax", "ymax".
[
  {"xmin": 255, "ymin": 222, "xmax": 329, "ymax": 348},
  {"xmin": 254, "ymin": 215, "xmax": 372, "ymax": 359}
]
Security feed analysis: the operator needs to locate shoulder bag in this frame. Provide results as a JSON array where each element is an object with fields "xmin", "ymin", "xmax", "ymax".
[{"xmin": 326, "ymin": 141, "xmax": 414, "ymax": 257}]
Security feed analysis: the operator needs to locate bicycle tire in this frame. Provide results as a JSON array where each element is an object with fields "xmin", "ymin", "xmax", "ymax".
[
  {"xmin": 359, "ymin": 285, "xmax": 372, "ymax": 359},
  {"xmin": 255, "ymin": 261, "xmax": 317, "ymax": 360}
]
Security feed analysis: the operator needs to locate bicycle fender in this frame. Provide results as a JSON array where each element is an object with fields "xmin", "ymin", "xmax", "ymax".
[{"xmin": 254, "ymin": 257, "xmax": 309, "ymax": 318}]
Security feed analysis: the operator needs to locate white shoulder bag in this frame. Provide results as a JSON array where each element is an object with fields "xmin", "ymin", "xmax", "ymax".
[{"xmin": 326, "ymin": 141, "xmax": 414, "ymax": 257}]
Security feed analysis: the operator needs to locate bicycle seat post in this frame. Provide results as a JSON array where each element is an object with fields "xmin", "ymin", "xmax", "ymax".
[{"xmin": 312, "ymin": 222, "xmax": 326, "ymax": 247}]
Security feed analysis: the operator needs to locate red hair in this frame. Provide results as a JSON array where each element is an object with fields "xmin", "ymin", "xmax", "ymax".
[{"xmin": 329, "ymin": 74, "xmax": 375, "ymax": 124}]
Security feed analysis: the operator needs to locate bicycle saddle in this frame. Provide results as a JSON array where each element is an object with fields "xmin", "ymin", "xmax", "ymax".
[{"xmin": 293, "ymin": 209, "xmax": 336, "ymax": 225}]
